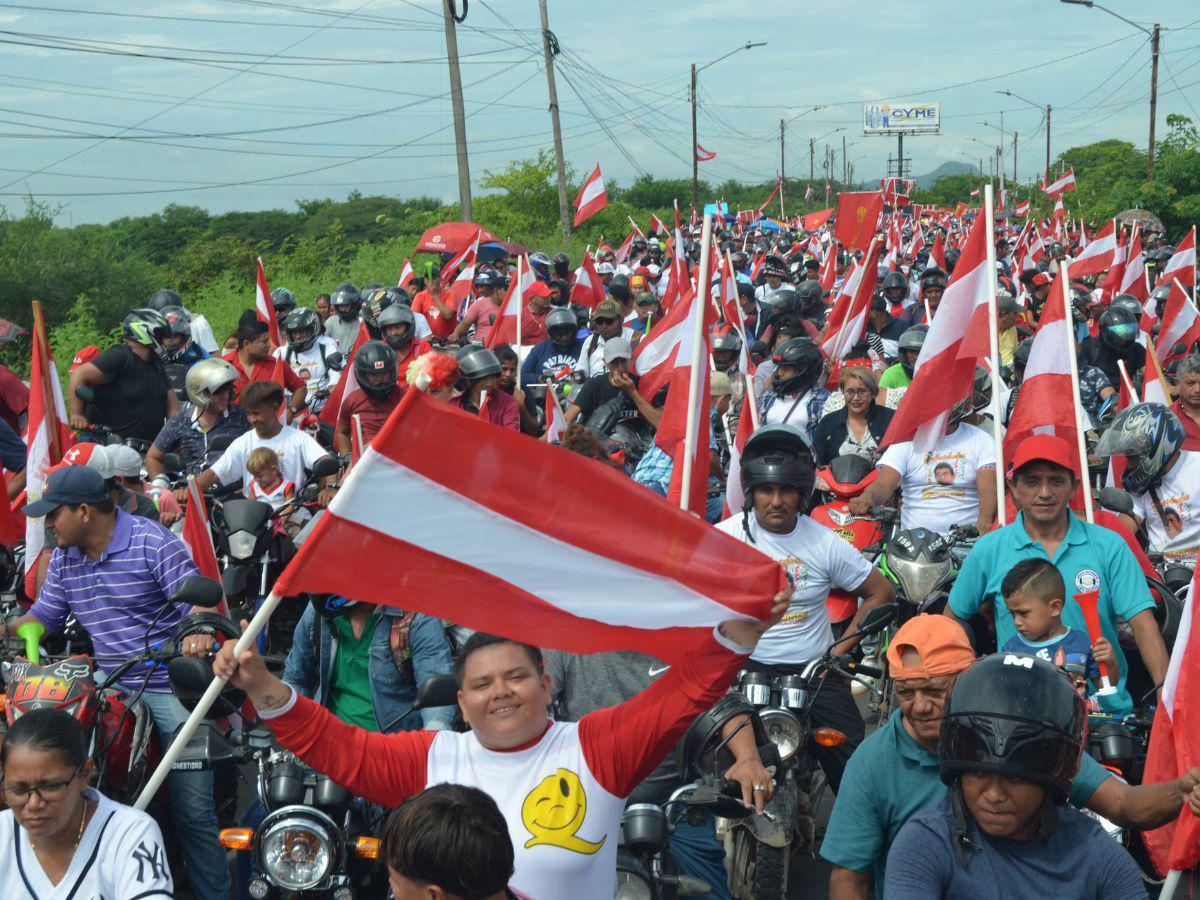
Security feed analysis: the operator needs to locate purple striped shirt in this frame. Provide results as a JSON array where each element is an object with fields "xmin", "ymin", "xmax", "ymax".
[{"xmin": 31, "ymin": 509, "xmax": 199, "ymax": 691}]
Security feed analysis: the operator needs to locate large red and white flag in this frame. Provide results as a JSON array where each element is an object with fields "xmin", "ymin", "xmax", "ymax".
[
  {"xmin": 573, "ymin": 164, "xmax": 608, "ymax": 227},
  {"xmin": 1120, "ymin": 227, "xmax": 1149, "ymax": 305},
  {"xmin": 255, "ymin": 257, "xmax": 282, "ymax": 347},
  {"xmin": 821, "ymin": 238, "xmax": 883, "ymax": 361},
  {"xmin": 274, "ymin": 389, "xmax": 785, "ymax": 660},
  {"xmin": 1014, "ymin": 200, "xmax": 1031, "ymax": 218},
  {"xmin": 722, "ymin": 392, "xmax": 756, "ymax": 520},
  {"xmin": 487, "ymin": 258, "xmax": 552, "ymax": 349},
  {"xmin": 649, "ymin": 213, "xmax": 668, "ymax": 235},
  {"xmin": 1144, "ymin": 338, "xmax": 1173, "ymax": 406},
  {"xmin": 441, "ymin": 232, "xmax": 481, "ymax": 310},
  {"xmin": 819, "ymin": 245, "xmax": 838, "ymax": 294},
  {"xmin": 613, "ymin": 229, "xmax": 639, "ymax": 265},
  {"xmin": 1067, "ymin": 220, "xmax": 1118, "ymax": 277},
  {"xmin": 1042, "ymin": 167, "xmax": 1077, "ymax": 198},
  {"xmin": 927, "ymin": 229, "xmax": 946, "ymax": 272},
  {"xmin": 23, "ymin": 304, "xmax": 70, "ymax": 574},
  {"xmin": 569, "ymin": 252, "xmax": 605, "ymax": 309},
  {"xmin": 1155, "ymin": 279, "xmax": 1200, "ymax": 362},
  {"xmin": 397, "ymin": 258, "xmax": 415, "ymax": 289},
  {"xmin": 319, "ymin": 322, "xmax": 372, "ymax": 426},
  {"xmin": 1004, "ymin": 271, "xmax": 1081, "ymax": 461},
  {"xmin": 544, "ymin": 388, "xmax": 568, "ymax": 444},
  {"xmin": 633, "ymin": 279, "xmax": 703, "ymax": 401},
  {"xmin": 1141, "ymin": 563, "xmax": 1200, "ymax": 877},
  {"xmin": 1097, "ymin": 230, "xmax": 1128, "ymax": 306},
  {"xmin": 1159, "ymin": 227, "xmax": 1196, "ymax": 289},
  {"xmin": 182, "ymin": 477, "xmax": 227, "ymax": 616},
  {"xmin": 881, "ymin": 212, "xmax": 993, "ymax": 452}
]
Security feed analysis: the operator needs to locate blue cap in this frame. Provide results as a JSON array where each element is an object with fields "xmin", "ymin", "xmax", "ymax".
[{"xmin": 23, "ymin": 466, "xmax": 108, "ymax": 517}]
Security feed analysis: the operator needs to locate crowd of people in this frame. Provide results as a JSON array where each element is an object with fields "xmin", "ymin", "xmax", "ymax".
[{"xmin": 1, "ymin": 207, "xmax": 1199, "ymax": 900}]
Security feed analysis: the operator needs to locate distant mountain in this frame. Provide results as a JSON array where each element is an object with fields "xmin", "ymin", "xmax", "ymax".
[{"xmin": 913, "ymin": 161, "xmax": 975, "ymax": 189}]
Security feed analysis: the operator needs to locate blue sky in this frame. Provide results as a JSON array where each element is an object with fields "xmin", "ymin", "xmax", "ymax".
[{"xmin": 1, "ymin": 0, "xmax": 1198, "ymax": 223}]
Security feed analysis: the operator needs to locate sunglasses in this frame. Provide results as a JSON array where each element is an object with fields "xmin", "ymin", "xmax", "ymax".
[{"xmin": 593, "ymin": 317, "xmax": 618, "ymax": 325}]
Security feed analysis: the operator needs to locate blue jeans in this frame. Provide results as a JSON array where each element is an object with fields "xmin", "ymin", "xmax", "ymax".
[
  {"xmin": 136, "ymin": 688, "xmax": 232, "ymax": 900},
  {"xmin": 670, "ymin": 809, "xmax": 731, "ymax": 900}
]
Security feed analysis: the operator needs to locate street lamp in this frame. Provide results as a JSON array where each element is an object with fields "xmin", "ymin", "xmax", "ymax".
[
  {"xmin": 979, "ymin": 118, "xmax": 1006, "ymax": 192},
  {"xmin": 809, "ymin": 127, "xmax": 844, "ymax": 181},
  {"xmin": 692, "ymin": 41, "xmax": 767, "ymax": 206},
  {"xmin": 997, "ymin": 89, "xmax": 1051, "ymax": 182},
  {"xmin": 779, "ymin": 106, "xmax": 824, "ymax": 202},
  {"xmin": 1059, "ymin": 0, "xmax": 1160, "ymax": 179}
]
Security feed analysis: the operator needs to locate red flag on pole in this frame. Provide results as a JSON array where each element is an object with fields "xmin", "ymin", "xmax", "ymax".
[
  {"xmin": 182, "ymin": 477, "xmax": 227, "ymax": 615},
  {"xmin": 397, "ymin": 259, "xmax": 415, "ymax": 289},
  {"xmin": 255, "ymin": 257, "xmax": 282, "ymax": 347},
  {"xmin": 573, "ymin": 164, "xmax": 608, "ymax": 227},
  {"xmin": 1068, "ymin": 220, "xmax": 1118, "ymax": 277},
  {"xmin": 722, "ymin": 392, "xmax": 756, "ymax": 520},
  {"xmin": 834, "ymin": 191, "xmax": 884, "ymax": 253},
  {"xmin": 272, "ymin": 389, "xmax": 786, "ymax": 661},
  {"xmin": 1155, "ymin": 280, "xmax": 1200, "ymax": 361},
  {"xmin": 1159, "ymin": 227, "xmax": 1196, "ymax": 289},
  {"xmin": 1042, "ymin": 167, "xmax": 1077, "ymax": 198},
  {"xmin": 695, "ymin": 144, "xmax": 716, "ymax": 162},
  {"xmin": 568, "ymin": 253, "xmax": 605, "ymax": 309},
  {"xmin": 23, "ymin": 302, "xmax": 69, "ymax": 575},
  {"xmin": 319, "ymin": 322, "xmax": 372, "ymax": 427},
  {"xmin": 1121, "ymin": 228, "xmax": 1150, "ymax": 305},
  {"xmin": 544, "ymin": 388, "xmax": 568, "ymax": 444}
]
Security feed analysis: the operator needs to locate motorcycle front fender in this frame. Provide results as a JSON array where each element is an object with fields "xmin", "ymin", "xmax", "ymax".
[{"xmin": 733, "ymin": 782, "xmax": 795, "ymax": 848}]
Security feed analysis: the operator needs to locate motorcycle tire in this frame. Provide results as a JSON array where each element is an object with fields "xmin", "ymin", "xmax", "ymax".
[{"xmin": 727, "ymin": 828, "xmax": 789, "ymax": 900}]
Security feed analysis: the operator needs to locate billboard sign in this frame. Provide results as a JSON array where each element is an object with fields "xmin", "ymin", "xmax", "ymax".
[{"xmin": 863, "ymin": 102, "xmax": 941, "ymax": 135}]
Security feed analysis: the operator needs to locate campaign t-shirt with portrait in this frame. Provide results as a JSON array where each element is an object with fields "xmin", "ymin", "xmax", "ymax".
[
  {"xmin": 878, "ymin": 422, "xmax": 996, "ymax": 534},
  {"xmin": 716, "ymin": 513, "xmax": 872, "ymax": 665},
  {"xmin": 209, "ymin": 425, "xmax": 328, "ymax": 495},
  {"xmin": 1129, "ymin": 448, "xmax": 1200, "ymax": 566}
]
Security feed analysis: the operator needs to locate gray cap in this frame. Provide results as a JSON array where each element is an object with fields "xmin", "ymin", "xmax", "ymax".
[
  {"xmin": 603, "ymin": 336, "xmax": 632, "ymax": 363},
  {"xmin": 997, "ymin": 293, "xmax": 1021, "ymax": 314},
  {"xmin": 106, "ymin": 444, "xmax": 144, "ymax": 479}
]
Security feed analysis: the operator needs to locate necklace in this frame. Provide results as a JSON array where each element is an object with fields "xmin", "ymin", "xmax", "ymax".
[{"xmin": 30, "ymin": 797, "xmax": 91, "ymax": 857}]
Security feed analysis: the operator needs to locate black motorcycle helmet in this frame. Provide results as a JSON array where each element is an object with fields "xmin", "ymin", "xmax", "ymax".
[
  {"xmin": 919, "ymin": 266, "xmax": 948, "ymax": 291},
  {"xmin": 353, "ymin": 340, "xmax": 398, "ymax": 399},
  {"xmin": 271, "ymin": 287, "xmax": 297, "ymax": 318},
  {"xmin": 547, "ymin": 307, "xmax": 578, "ymax": 348},
  {"xmin": 283, "ymin": 307, "xmax": 320, "ymax": 353},
  {"xmin": 385, "ymin": 286, "xmax": 411, "ymax": 308},
  {"xmin": 376, "ymin": 305, "xmax": 416, "ymax": 351},
  {"xmin": 770, "ymin": 337, "xmax": 823, "ymax": 397},
  {"xmin": 897, "ymin": 324, "xmax": 928, "ymax": 377},
  {"xmin": 794, "ymin": 279, "xmax": 824, "ymax": 316},
  {"xmin": 1098, "ymin": 306, "xmax": 1139, "ymax": 351},
  {"xmin": 739, "ymin": 425, "xmax": 816, "ymax": 529},
  {"xmin": 552, "ymin": 252, "xmax": 571, "ymax": 277},
  {"xmin": 881, "ymin": 271, "xmax": 908, "ymax": 303},
  {"xmin": 940, "ymin": 654, "xmax": 1087, "ymax": 806},
  {"xmin": 455, "ymin": 344, "xmax": 502, "ymax": 382},
  {"xmin": 123, "ymin": 308, "xmax": 169, "ymax": 354},
  {"xmin": 148, "ymin": 288, "xmax": 182, "ymax": 311},
  {"xmin": 760, "ymin": 288, "xmax": 801, "ymax": 331},
  {"xmin": 1109, "ymin": 293, "xmax": 1143, "ymax": 322},
  {"xmin": 159, "ymin": 305, "xmax": 193, "ymax": 353},
  {"xmin": 331, "ymin": 283, "xmax": 362, "ymax": 321}
]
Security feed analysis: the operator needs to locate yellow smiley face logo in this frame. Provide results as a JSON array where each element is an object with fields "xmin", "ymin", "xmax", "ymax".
[{"xmin": 521, "ymin": 768, "xmax": 606, "ymax": 855}]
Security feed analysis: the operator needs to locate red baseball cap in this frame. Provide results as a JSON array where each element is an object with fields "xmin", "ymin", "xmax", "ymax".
[
  {"xmin": 71, "ymin": 345, "xmax": 99, "ymax": 371},
  {"xmin": 1009, "ymin": 434, "xmax": 1078, "ymax": 477}
]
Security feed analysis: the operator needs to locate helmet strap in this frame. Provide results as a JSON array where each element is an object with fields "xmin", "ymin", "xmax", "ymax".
[
  {"xmin": 741, "ymin": 500, "xmax": 757, "ymax": 545},
  {"xmin": 950, "ymin": 780, "xmax": 981, "ymax": 870}
]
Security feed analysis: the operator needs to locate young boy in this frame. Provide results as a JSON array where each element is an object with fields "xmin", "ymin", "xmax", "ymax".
[
  {"xmin": 1000, "ymin": 558, "xmax": 1123, "ymax": 711},
  {"xmin": 246, "ymin": 446, "xmax": 295, "ymax": 509}
]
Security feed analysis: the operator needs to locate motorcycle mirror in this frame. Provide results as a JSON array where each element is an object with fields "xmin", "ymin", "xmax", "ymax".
[
  {"xmin": 309, "ymin": 456, "xmax": 341, "ymax": 480},
  {"xmin": 325, "ymin": 352, "xmax": 345, "ymax": 371},
  {"xmin": 413, "ymin": 674, "xmax": 458, "ymax": 710},
  {"xmin": 161, "ymin": 452, "xmax": 184, "ymax": 475},
  {"xmin": 1097, "ymin": 486, "xmax": 1135, "ymax": 516},
  {"xmin": 168, "ymin": 657, "xmax": 246, "ymax": 719},
  {"xmin": 74, "ymin": 385, "xmax": 95, "ymax": 403},
  {"xmin": 856, "ymin": 603, "xmax": 898, "ymax": 636},
  {"xmin": 208, "ymin": 434, "xmax": 235, "ymax": 454},
  {"xmin": 171, "ymin": 576, "xmax": 224, "ymax": 609}
]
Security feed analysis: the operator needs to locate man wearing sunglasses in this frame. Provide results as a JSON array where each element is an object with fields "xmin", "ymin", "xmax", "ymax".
[{"xmin": 575, "ymin": 299, "xmax": 633, "ymax": 380}]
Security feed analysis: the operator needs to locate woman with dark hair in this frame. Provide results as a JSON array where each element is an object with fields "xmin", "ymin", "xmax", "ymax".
[{"xmin": 0, "ymin": 708, "xmax": 172, "ymax": 897}]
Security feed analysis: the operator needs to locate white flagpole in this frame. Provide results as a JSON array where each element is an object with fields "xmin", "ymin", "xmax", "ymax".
[
  {"xmin": 1060, "ymin": 257, "xmax": 1095, "ymax": 523},
  {"xmin": 135, "ymin": 591, "xmax": 284, "ymax": 810},
  {"xmin": 680, "ymin": 213, "xmax": 714, "ymax": 512},
  {"xmin": 515, "ymin": 256, "xmax": 524, "ymax": 391},
  {"xmin": 983, "ymin": 185, "xmax": 1008, "ymax": 525},
  {"xmin": 1159, "ymin": 870, "xmax": 1183, "ymax": 900}
]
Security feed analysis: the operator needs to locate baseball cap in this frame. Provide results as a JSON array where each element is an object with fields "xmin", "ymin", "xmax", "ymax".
[
  {"xmin": 58, "ymin": 442, "xmax": 114, "ymax": 479},
  {"xmin": 635, "ymin": 292, "xmax": 658, "ymax": 307},
  {"xmin": 630, "ymin": 274, "xmax": 648, "ymax": 292},
  {"xmin": 595, "ymin": 262, "xmax": 616, "ymax": 276},
  {"xmin": 106, "ymin": 444, "xmax": 144, "ymax": 479},
  {"xmin": 885, "ymin": 614, "xmax": 975, "ymax": 680},
  {"xmin": 70, "ymin": 345, "xmax": 99, "ymax": 372},
  {"xmin": 710, "ymin": 371, "xmax": 733, "ymax": 396},
  {"xmin": 23, "ymin": 466, "xmax": 109, "ymax": 518},
  {"xmin": 1009, "ymin": 434, "xmax": 1079, "ymax": 477},
  {"xmin": 997, "ymin": 293, "xmax": 1020, "ymax": 314},
  {"xmin": 1031, "ymin": 272, "xmax": 1052, "ymax": 287},
  {"xmin": 593, "ymin": 299, "xmax": 622, "ymax": 319},
  {"xmin": 602, "ymin": 336, "xmax": 632, "ymax": 363}
]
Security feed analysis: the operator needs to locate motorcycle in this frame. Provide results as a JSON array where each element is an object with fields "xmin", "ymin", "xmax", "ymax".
[
  {"xmin": 716, "ymin": 603, "xmax": 898, "ymax": 900},
  {"xmin": 810, "ymin": 455, "xmax": 883, "ymax": 629}
]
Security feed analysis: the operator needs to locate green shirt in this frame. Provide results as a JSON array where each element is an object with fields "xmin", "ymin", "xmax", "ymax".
[
  {"xmin": 878, "ymin": 363, "xmax": 912, "ymax": 388},
  {"xmin": 820, "ymin": 709, "xmax": 1113, "ymax": 898},
  {"xmin": 327, "ymin": 610, "xmax": 381, "ymax": 731}
]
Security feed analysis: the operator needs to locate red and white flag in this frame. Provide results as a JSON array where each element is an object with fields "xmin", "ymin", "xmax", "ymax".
[
  {"xmin": 1120, "ymin": 228, "xmax": 1150, "ymax": 305},
  {"xmin": 319, "ymin": 322, "xmax": 372, "ymax": 426},
  {"xmin": 1097, "ymin": 230, "xmax": 1128, "ymax": 306},
  {"xmin": 1155, "ymin": 280, "xmax": 1200, "ymax": 362},
  {"xmin": 927, "ymin": 230, "xmax": 946, "ymax": 271},
  {"xmin": 613, "ymin": 229, "xmax": 639, "ymax": 265},
  {"xmin": 182, "ymin": 477, "xmax": 227, "ymax": 616},
  {"xmin": 695, "ymin": 144, "xmax": 717, "ymax": 162},
  {"xmin": 821, "ymin": 238, "xmax": 883, "ymax": 361},
  {"xmin": 1014, "ymin": 200, "xmax": 1030, "ymax": 217},
  {"xmin": 573, "ymin": 164, "xmax": 608, "ymax": 227},
  {"xmin": 273, "ymin": 389, "xmax": 785, "ymax": 660},
  {"xmin": 255, "ymin": 257, "xmax": 282, "ymax": 347},
  {"xmin": 1141, "ymin": 563, "xmax": 1200, "ymax": 877},
  {"xmin": 1042, "ymin": 167, "xmax": 1077, "ymax": 198},
  {"xmin": 397, "ymin": 258, "xmax": 415, "ymax": 289},
  {"xmin": 633, "ymin": 279, "xmax": 704, "ymax": 401},
  {"xmin": 1068, "ymin": 220, "xmax": 1118, "ymax": 277},
  {"xmin": 544, "ymin": 388, "xmax": 568, "ymax": 444},
  {"xmin": 1159, "ymin": 227, "xmax": 1196, "ymax": 289},
  {"xmin": 819, "ymin": 245, "xmax": 838, "ymax": 293},
  {"xmin": 969, "ymin": 187, "xmax": 981, "ymax": 199},
  {"xmin": 722, "ymin": 393, "xmax": 756, "ymax": 520},
  {"xmin": 649, "ymin": 213, "xmax": 668, "ymax": 235},
  {"xmin": 23, "ymin": 304, "xmax": 70, "ymax": 575},
  {"xmin": 569, "ymin": 252, "xmax": 605, "ymax": 309},
  {"xmin": 487, "ymin": 258, "xmax": 552, "ymax": 349},
  {"xmin": 1144, "ymin": 340, "xmax": 1173, "ymax": 406},
  {"xmin": 881, "ymin": 212, "xmax": 992, "ymax": 452},
  {"xmin": 1052, "ymin": 197, "xmax": 1066, "ymax": 225},
  {"xmin": 441, "ymin": 232, "xmax": 481, "ymax": 310}
]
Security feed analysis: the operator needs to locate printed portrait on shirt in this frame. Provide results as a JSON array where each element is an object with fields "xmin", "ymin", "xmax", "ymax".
[{"xmin": 919, "ymin": 450, "xmax": 967, "ymax": 500}]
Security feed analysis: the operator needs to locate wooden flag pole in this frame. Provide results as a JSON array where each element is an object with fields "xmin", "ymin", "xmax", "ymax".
[
  {"xmin": 983, "ymin": 185, "xmax": 1008, "ymax": 526},
  {"xmin": 1059, "ymin": 258, "xmax": 1095, "ymax": 524}
]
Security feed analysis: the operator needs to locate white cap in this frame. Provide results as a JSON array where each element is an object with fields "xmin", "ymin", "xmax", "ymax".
[{"xmin": 106, "ymin": 444, "xmax": 144, "ymax": 479}]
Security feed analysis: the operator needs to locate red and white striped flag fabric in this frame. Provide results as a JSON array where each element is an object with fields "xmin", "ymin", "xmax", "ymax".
[
  {"xmin": 1098, "ymin": 230, "xmax": 1128, "ymax": 306},
  {"xmin": 1106, "ymin": 361, "xmax": 1135, "ymax": 488},
  {"xmin": 23, "ymin": 304, "xmax": 69, "ymax": 575},
  {"xmin": 255, "ymin": 257, "xmax": 282, "ymax": 347},
  {"xmin": 442, "ymin": 232, "xmax": 481, "ymax": 310},
  {"xmin": 1052, "ymin": 197, "xmax": 1066, "ymax": 225},
  {"xmin": 1068, "ymin": 219, "xmax": 1118, "ymax": 277},
  {"xmin": 488, "ymin": 258, "xmax": 552, "ymax": 349},
  {"xmin": 633, "ymin": 278, "xmax": 702, "ymax": 401},
  {"xmin": 182, "ymin": 477, "xmax": 227, "ymax": 616},
  {"xmin": 1155, "ymin": 279, "xmax": 1200, "ymax": 362},
  {"xmin": 969, "ymin": 187, "xmax": 981, "ymax": 199},
  {"xmin": 649, "ymin": 213, "xmax": 668, "ymax": 235},
  {"xmin": 544, "ymin": 388, "xmax": 568, "ymax": 444},
  {"xmin": 1004, "ymin": 271, "xmax": 1080, "ymax": 461},
  {"xmin": 573, "ymin": 164, "xmax": 608, "ymax": 227},
  {"xmin": 1159, "ymin": 227, "xmax": 1196, "ymax": 289},
  {"xmin": 722, "ymin": 392, "xmax": 756, "ymax": 520},
  {"xmin": 821, "ymin": 238, "xmax": 883, "ymax": 361},
  {"xmin": 1121, "ymin": 228, "xmax": 1150, "ymax": 305},
  {"xmin": 1144, "ymin": 340, "xmax": 1173, "ymax": 406},
  {"xmin": 819, "ymin": 245, "xmax": 838, "ymax": 293},
  {"xmin": 613, "ymin": 229, "xmax": 639, "ymax": 265},
  {"xmin": 881, "ymin": 211, "xmax": 992, "ymax": 452},
  {"xmin": 927, "ymin": 229, "xmax": 946, "ymax": 272},
  {"xmin": 695, "ymin": 144, "xmax": 717, "ymax": 162},
  {"xmin": 1141, "ymin": 562, "xmax": 1200, "ymax": 877},
  {"xmin": 319, "ymin": 322, "xmax": 372, "ymax": 426},
  {"xmin": 569, "ymin": 252, "xmax": 605, "ymax": 309},
  {"xmin": 397, "ymin": 258, "xmax": 415, "ymax": 289},
  {"xmin": 1014, "ymin": 200, "xmax": 1030, "ymax": 217},
  {"xmin": 1043, "ymin": 167, "xmax": 1077, "ymax": 198},
  {"xmin": 273, "ymin": 389, "xmax": 785, "ymax": 660}
]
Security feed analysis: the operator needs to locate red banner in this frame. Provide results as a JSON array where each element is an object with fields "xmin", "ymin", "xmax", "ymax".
[{"xmin": 834, "ymin": 191, "xmax": 883, "ymax": 252}]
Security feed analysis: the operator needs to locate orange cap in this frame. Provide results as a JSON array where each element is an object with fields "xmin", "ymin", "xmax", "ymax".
[{"xmin": 886, "ymin": 614, "xmax": 975, "ymax": 680}]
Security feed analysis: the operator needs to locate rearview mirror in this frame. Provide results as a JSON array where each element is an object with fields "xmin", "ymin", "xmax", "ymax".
[
  {"xmin": 413, "ymin": 674, "xmax": 458, "ymax": 710},
  {"xmin": 208, "ymin": 434, "xmax": 235, "ymax": 454},
  {"xmin": 161, "ymin": 453, "xmax": 184, "ymax": 475},
  {"xmin": 325, "ymin": 352, "xmax": 344, "ymax": 371},
  {"xmin": 1097, "ymin": 486, "xmax": 1135, "ymax": 516},
  {"xmin": 74, "ymin": 385, "xmax": 95, "ymax": 403},
  {"xmin": 171, "ymin": 576, "xmax": 224, "ymax": 609},
  {"xmin": 857, "ymin": 603, "xmax": 898, "ymax": 636},
  {"xmin": 310, "ymin": 456, "xmax": 341, "ymax": 480}
]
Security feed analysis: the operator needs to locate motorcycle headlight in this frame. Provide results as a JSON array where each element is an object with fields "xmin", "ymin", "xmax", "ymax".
[
  {"xmin": 228, "ymin": 529, "xmax": 258, "ymax": 561},
  {"xmin": 887, "ymin": 555, "xmax": 949, "ymax": 608},
  {"xmin": 758, "ymin": 707, "xmax": 803, "ymax": 762},
  {"xmin": 614, "ymin": 866, "xmax": 655, "ymax": 900},
  {"xmin": 256, "ymin": 807, "xmax": 339, "ymax": 891}
]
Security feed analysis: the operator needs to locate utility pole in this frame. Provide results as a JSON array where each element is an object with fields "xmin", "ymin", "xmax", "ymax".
[
  {"xmin": 442, "ymin": 0, "xmax": 471, "ymax": 220},
  {"xmin": 690, "ymin": 63, "xmax": 699, "ymax": 209},
  {"xmin": 1045, "ymin": 105, "xmax": 1052, "ymax": 181},
  {"xmin": 1013, "ymin": 131, "xmax": 1018, "ymax": 183},
  {"xmin": 809, "ymin": 138, "xmax": 815, "ymax": 181},
  {"xmin": 1148, "ymin": 23, "xmax": 1161, "ymax": 180},
  {"xmin": 538, "ymin": 0, "xmax": 570, "ymax": 244},
  {"xmin": 998, "ymin": 110, "xmax": 1005, "ymax": 196},
  {"xmin": 842, "ymin": 134, "xmax": 847, "ymax": 186},
  {"xmin": 780, "ymin": 119, "xmax": 786, "ymax": 215}
]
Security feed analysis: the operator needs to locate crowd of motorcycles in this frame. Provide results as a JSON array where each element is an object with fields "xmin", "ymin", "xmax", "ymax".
[{"xmin": 0, "ymin": 355, "xmax": 1189, "ymax": 899}]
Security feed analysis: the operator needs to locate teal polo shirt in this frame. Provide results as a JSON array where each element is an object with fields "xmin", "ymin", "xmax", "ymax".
[
  {"xmin": 820, "ymin": 709, "xmax": 1113, "ymax": 898},
  {"xmin": 947, "ymin": 511, "xmax": 1155, "ymax": 715}
]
